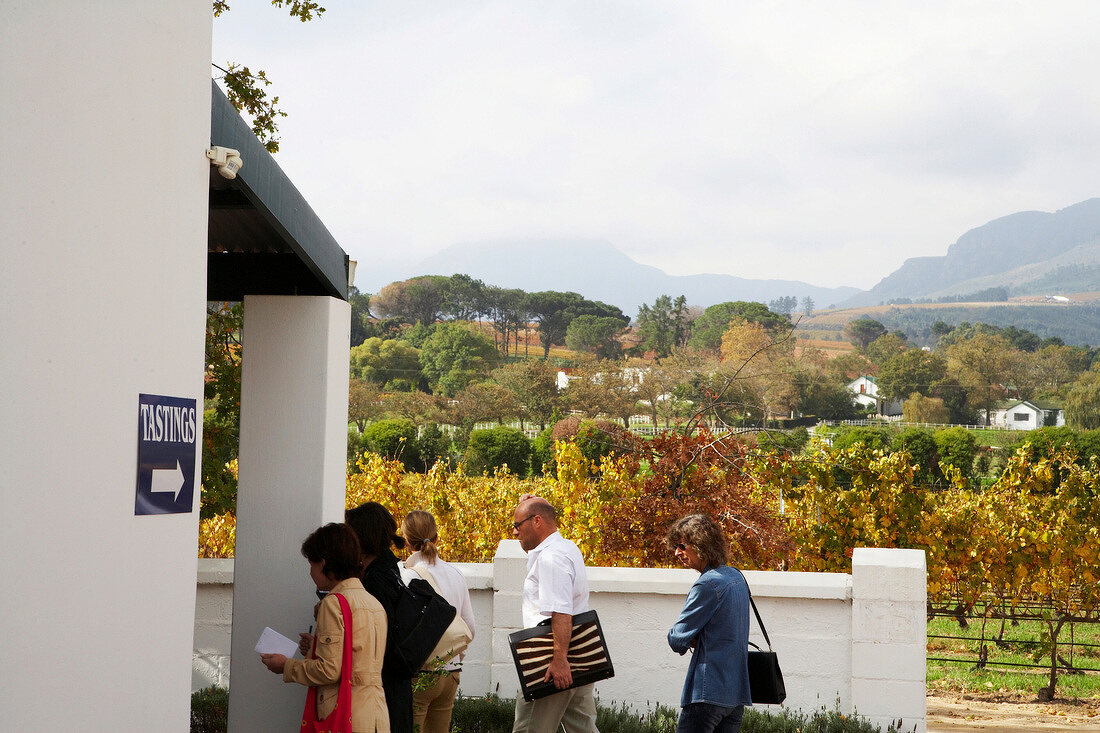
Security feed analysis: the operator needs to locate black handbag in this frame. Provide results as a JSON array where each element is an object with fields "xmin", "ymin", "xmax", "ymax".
[
  {"xmin": 390, "ymin": 576, "xmax": 457, "ymax": 678},
  {"xmin": 746, "ymin": 594, "xmax": 786, "ymax": 704},
  {"xmin": 508, "ymin": 609, "xmax": 615, "ymax": 701}
]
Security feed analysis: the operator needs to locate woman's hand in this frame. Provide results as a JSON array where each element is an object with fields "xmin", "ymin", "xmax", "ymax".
[
  {"xmin": 298, "ymin": 632, "xmax": 315, "ymax": 657},
  {"xmin": 260, "ymin": 653, "xmax": 287, "ymax": 674}
]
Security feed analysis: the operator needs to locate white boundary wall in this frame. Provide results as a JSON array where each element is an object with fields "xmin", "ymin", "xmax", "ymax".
[{"xmin": 196, "ymin": 544, "xmax": 926, "ymax": 732}]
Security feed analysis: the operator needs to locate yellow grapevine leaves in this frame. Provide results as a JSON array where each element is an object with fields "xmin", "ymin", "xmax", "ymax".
[{"xmin": 197, "ymin": 437, "xmax": 1100, "ymax": 629}]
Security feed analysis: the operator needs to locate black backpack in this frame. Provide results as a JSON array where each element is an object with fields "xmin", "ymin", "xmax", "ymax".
[{"xmin": 389, "ymin": 576, "xmax": 457, "ymax": 678}]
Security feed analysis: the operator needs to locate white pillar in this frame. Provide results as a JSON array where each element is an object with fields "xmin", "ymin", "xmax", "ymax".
[
  {"xmin": 228, "ymin": 295, "xmax": 351, "ymax": 732},
  {"xmin": 491, "ymin": 539, "xmax": 528, "ymax": 701},
  {"xmin": 0, "ymin": 2, "xmax": 210, "ymax": 730},
  {"xmin": 851, "ymin": 548, "xmax": 927, "ymax": 733}
]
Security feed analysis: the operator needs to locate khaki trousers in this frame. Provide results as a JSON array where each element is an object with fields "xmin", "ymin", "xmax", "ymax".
[
  {"xmin": 512, "ymin": 682, "xmax": 599, "ymax": 733},
  {"xmin": 412, "ymin": 670, "xmax": 460, "ymax": 733}
]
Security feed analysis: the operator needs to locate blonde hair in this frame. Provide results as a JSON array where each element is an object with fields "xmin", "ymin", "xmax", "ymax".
[{"xmin": 402, "ymin": 510, "xmax": 439, "ymax": 563}]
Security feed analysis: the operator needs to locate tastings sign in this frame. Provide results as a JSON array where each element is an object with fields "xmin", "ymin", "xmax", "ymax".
[{"xmin": 135, "ymin": 393, "xmax": 197, "ymax": 515}]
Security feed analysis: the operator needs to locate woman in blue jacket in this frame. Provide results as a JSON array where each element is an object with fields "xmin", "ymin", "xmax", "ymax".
[{"xmin": 667, "ymin": 514, "xmax": 752, "ymax": 733}]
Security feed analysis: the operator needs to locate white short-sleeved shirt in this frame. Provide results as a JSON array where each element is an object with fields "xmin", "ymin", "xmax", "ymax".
[
  {"xmin": 522, "ymin": 531, "xmax": 590, "ymax": 628},
  {"xmin": 405, "ymin": 551, "xmax": 476, "ymax": 669}
]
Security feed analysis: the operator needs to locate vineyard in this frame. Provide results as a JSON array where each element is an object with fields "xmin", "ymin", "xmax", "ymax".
[{"xmin": 199, "ymin": 432, "xmax": 1100, "ymax": 697}]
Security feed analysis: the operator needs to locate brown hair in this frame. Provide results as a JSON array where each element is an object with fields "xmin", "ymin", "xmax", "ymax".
[
  {"xmin": 346, "ymin": 501, "xmax": 407, "ymax": 557},
  {"xmin": 402, "ymin": 510, "xmax": 439, "ymax": 563},
  {"xmin": 666, "ymin": 514, "xmax": 728, "ymax": 569},
  {"xmin": 300, "ymin": 523, "xmax": 362, "ymax": 581}
]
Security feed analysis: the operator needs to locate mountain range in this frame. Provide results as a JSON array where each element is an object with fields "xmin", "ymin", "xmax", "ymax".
[
  {"xmin": 408, "ymin": 239, "xmax": 859, "ymax": 313},
  {"xmin": 839, "ymin": 198, "xmax": 1100, "ymax": 307},
  {"xmin": 362, "ymin": 198, "xmax": 1100, "ymax": 317}
]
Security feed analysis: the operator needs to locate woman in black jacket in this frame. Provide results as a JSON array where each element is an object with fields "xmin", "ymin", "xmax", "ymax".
[{"xmin": 346, "ymin": 501, "xmax": 413, "ymax": 733}]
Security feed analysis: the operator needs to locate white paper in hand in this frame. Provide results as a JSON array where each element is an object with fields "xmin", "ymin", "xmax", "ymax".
[{"xmin": 255, "ymin": 627, "xmax": 299, "ymax": 658}]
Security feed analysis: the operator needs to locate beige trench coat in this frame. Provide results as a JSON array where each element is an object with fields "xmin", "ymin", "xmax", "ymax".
[{"xmin": 283, "ymin": 577, "xmax": 389, "ymax": 732}]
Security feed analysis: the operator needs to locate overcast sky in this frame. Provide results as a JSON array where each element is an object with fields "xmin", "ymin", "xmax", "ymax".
[{"xmin": 212, "ymin": 1, "xmax": 1100, "ymax": 292}]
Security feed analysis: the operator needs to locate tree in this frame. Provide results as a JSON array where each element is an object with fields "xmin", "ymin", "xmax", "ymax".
[
  {"xmin": 768, "ymin": 295, "xmax": 798, "ymax": 315},
  {"xmin": 1065, "ymin": 368, "xmax": 1100, "ymax": 429},
  {"xmin": 826, "ymin": 351, "xmax": 874, "ymax": 383},
  {"xmin": 930, "ymin": 320, "xmax": 953, "ymax": 339},
  {"xmin": 464, "ymin": 427, "xmax": 532, "ymax": 476},
  {"xmin": 1030, "ymin": 344, "xmax": 1090, "ymax": 396},
  {"xmin": 418, "ymin": 323, "xmax": 500, "ymax": 397},
  {"xmin": 902, "ymin": 393, "xmax": 949, "ymax": 425},
  {"xmin": 202, "ymin": 302, "xmax": 243, "ymax": 518},
  {"xmin": 349, "ymin": 337, "xmax": 421, "ymax": 389},
  {"xmin": 490, "ymin": 360, "xmax": 560, "ymax": 429},
  {"xmin": 361, "ymin": 418, "xmax": 420, "ymax": 471},
  {"xmin": 891, "ymin": 427, "xmax": 940, "ymax": 486},
  {"xmin": 636, "ymin": 295, "xmax": 676, "ymax": 358},
  {"xmin": 348, "ymin": 379, "xmax": 384, "ymax": 431},
  {"xmin": 483, "ymin": 286, "xmax": 527, "ymax": 356},
  {"xmin": 372, "ymin": 276, "xmax": 448, "ymax": 325},
  {"xmin": 792, "ymin": 348, "xmax": 860, "ymax": 420},
  {"xmin": 451, "ymin": 382, "xmax": 522, "ymax": 428},
  {"xmin": 525, "ymin": 291, "xmax": 628, "ymax": 358},
  {"xmin": 800, "ymin": 296, "xmax": 815, "ymax": 317},
  {"xmin": 944, "ymin": 333, "xmax": 1026, "ymax": 424},
  {"xmin": 864, "ymin": 333, "xmax": 908, "ymax": 366},
  {"xmin": 348, "ymin": 286, "xmax": 372, "ymax": 347},
  {"xmin": 844, "ymin": 317, "xmax": 887, "ymax": 350},
  {"xmin": 933, "ymin": 427, "xmax": 977, "ymax": 482},
  {"xmin": 596, "ymin": 365, "xmax": 645, "ymax": 428},
  {"xmin": 635, "ymin": 294, "xmax": 691, "ymax": 359},
  {"xmin": 624, "ymin": 358, "xmax": 680, "ymax": 427},
  {"xmin": 558, "ymin": 359, "xmax": 638, "ymax": 426},
  {"xmin": 565, "ymin": 315, "xmax": 625, "ymax": 360},
  {"xmin": 877, "ymin": 349, "xmax": 947, "ymax": 401},
  {"xmin": 213, "ymin": 1, "xmax": 326, "ymax": 152},
  {"xmin": 384, "ymin": 390, "xmax": 443, "ymax": 424},
  {"xmin": 719, "ymin": 321, "xmax": 799, "ymax": 420},
  {"xmin": 688, "ymin": 301, "xmax": 791, "ymax": 351},
  {"xmin": 441, "ymin": 273, "xmax": 486, "ymax": 322}
]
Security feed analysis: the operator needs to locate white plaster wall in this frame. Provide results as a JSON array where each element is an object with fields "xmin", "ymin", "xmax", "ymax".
[
  {"xmin": 1, "ymin": 2, "xmax": 211, "ymax": 730},
  {"xmin": 228, "ymin": 295, "xmax": 353, "ymax": 732},
  {"xmin": 194, "ymin": 547, "xmax": 925, "ymax": 731}
]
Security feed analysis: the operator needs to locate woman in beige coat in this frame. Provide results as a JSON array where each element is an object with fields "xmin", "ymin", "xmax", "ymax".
[{"xmin": 261, "ymin": 523, "xmax": 390, "ymax": 733}]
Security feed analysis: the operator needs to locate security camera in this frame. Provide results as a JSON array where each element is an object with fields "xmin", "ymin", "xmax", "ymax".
[{"xmin": 206, "ymin": 146, "xmax": 243, "ymax": 180}]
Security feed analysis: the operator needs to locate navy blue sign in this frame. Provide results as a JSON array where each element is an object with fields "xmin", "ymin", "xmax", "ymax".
[{"xmin": 135, "ymin": 393, "xmax": 197, "ymax": 515}]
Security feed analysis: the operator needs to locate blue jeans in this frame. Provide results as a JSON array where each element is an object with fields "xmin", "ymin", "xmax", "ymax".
[{"xmin": 676, "ymin": 703, "xmax": 744, "ymax": 733}]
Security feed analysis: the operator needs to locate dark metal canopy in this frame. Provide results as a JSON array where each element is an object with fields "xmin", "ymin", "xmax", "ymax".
[{"xmin": 208, "ymin": 81, "xmax": 348, "ymax": 301}]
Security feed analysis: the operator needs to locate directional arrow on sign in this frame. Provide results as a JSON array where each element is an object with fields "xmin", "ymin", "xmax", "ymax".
[{"xmin": 150, "ymin": 459, "xmax": 185, "ymax": 501}]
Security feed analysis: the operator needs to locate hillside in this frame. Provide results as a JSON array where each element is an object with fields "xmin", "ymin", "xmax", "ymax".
[
  {"xmin": 841, "ymin": 199, "xmax": 1100, "ymax": 307},
  {"xmin": 801, "ymin": 296, "xmax": 1100, "ymax": 346}
]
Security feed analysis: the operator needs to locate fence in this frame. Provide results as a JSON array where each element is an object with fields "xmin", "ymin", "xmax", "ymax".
[
  {"xmin": 825, "ymin": 419, "xmax": 1013, "ymax": 432},
  {"xmin": 194, "ymin": 545, "xmax": 930, "ymax": 733},
  {"xmin": 927, "ymin": 599, "xmax": 1100, "ymax": 675}
]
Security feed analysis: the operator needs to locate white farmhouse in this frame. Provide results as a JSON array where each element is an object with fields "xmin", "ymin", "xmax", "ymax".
[
  {"xmin": 846, "ymin": 375, "xmax": 903, "ymax": 416},
  {"xmin": 986, "ymin": 400, "xmax": 1065, "ymax": 430}
]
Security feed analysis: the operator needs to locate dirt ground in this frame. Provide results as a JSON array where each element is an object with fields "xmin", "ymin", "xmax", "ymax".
[{"xmin": 927, "ymin": 691, "xmax": 1100, "ymax": 731}]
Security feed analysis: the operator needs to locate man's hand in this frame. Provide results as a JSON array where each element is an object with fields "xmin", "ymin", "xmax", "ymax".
[
  {"xmin": 544, "ymin": 655, "xmax": 573, "ymax": 689},
  {"xmin": 544, "ymin": 612, "xmax": 574, "ymax": 689},
  {"xmin": 260, "ymin": 653, "xmax": 287, "ymax": 674}
]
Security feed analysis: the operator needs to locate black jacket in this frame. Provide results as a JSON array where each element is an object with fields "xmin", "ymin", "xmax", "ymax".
[{"xmin": 362, "ymin": 548, "xmax": 413, "ymax": 733}]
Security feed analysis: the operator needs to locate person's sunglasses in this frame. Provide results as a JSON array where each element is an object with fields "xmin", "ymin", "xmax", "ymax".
[
  {"xmin": 512, "ymin": 514, "xmax": 537, "ymax": 531},
  {"xmin": 675, "ymin": 543, "xmax": 688, "ymax": 551}
]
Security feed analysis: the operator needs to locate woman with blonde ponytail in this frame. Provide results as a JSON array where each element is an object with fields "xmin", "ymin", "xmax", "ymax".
[{"xmin": 401, "ymin": 510, "xmax": 476, "ymax": 733}]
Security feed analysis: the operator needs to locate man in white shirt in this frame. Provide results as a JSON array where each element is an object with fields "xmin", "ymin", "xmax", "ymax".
[{"xmin": 511, "ymin": 495, "xmax": 600, "ymax": 733}]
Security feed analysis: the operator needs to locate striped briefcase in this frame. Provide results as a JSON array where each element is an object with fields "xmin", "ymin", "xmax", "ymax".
[{"xmin": 508, "ymin": 609, "xmax": 614, "ymax": 701}]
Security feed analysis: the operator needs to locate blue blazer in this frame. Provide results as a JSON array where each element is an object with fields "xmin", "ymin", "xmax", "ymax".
[{"xmin": 667, "ymin": 565, "xmax": 753, "ymax": 708}]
